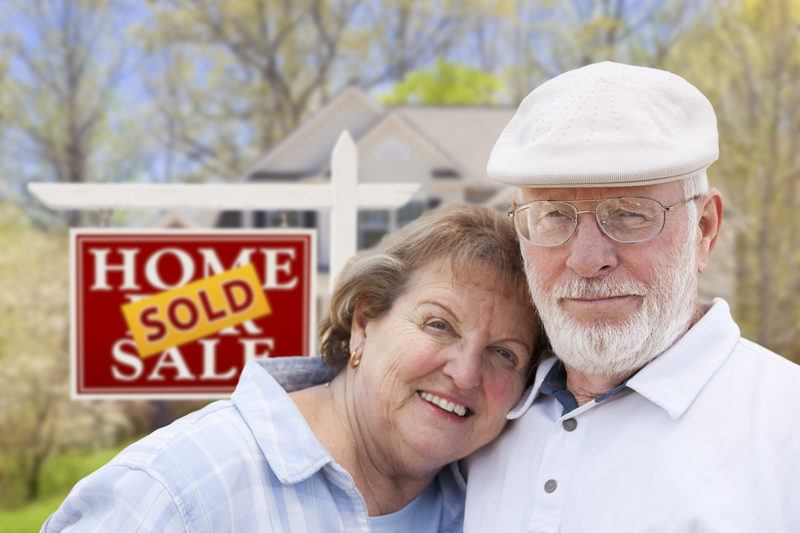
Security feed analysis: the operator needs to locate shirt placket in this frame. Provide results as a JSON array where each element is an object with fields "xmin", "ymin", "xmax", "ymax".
[
  {"xmin": 325, "ymin": 464, "xmax": 373, "ymax": 532},
  {"xmin": 526, "ymin": 400, "xmax": 597, "ymax": 533}
]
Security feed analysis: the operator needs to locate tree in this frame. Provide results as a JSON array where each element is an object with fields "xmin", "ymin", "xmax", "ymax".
[
  {"xmin": 381, "ymin": 59, "xmax": 503, "ymax": 105},
  {"xmin": 673, "ymin": 0, "xmax": 800, "ymax": 361},
  {"xmin": 345, "ymin": 0, "xmax": 482, "ymax": 86},
  {"xmin": 134, "ymin": 0, "xmax": 361, "ymax": 181},
  {"xmin": 499, "ymin": 0, "xmax": 701, "ymax": 100},
  {"xmin": 1, "ymin": 0, "xmax": 138, "ymax": 227},
  {"xmin": 0, "ymin": 205, "xmax": 130, "ymax": 503},
  {"xmin": 135, "ymin": 0, "xmax": 483, "ymax": 182}
]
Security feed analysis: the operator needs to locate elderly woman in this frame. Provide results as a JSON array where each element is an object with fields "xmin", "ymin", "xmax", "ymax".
[{"xmin": 44, "ymin": 204, "xmax": 544, "ymax": 532}]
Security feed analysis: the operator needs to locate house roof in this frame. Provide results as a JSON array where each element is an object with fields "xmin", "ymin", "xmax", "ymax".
[
  {"xmin": 394, "ymin": 106, "xmax": 514, "ymax": 184},
  {"xmin": 242, "ymin": 87, "xmax": 514, "ymax": 187},
  {"xmin": 241, "ymin": 87, "xmax": 384, "ymax": 179},
  {"xmin": 318, "ymin": 111, "xmax": 465, "ymax": 179}
]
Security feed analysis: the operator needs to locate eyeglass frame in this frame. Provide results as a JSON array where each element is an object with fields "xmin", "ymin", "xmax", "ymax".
[{"xmin": 507, "ymin": 194, "xmax": 704, "ymax": 247}]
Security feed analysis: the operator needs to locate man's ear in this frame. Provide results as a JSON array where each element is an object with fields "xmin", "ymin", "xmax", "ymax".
[
  {"xmin": 695, "ymin": 188, "xmax": 723, "ymax": 273},
  {"xmin": 349, "ymin": 305, "xmax": 369, "ymax": 354}
]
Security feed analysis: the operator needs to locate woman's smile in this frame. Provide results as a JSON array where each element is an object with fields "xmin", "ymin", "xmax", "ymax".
[{"xmin": 418, "ymin": 390, "xmax": 472, "ymax": 419}]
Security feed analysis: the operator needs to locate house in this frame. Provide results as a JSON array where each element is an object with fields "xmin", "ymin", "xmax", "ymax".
[{"xmin": 217, "ymin": 87, "xmax": 516, "ymax": 270}]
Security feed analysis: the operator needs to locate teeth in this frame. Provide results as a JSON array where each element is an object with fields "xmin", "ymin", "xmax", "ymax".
[{"xmin": 420, "ymin": 391, "xmax": 468, "ymax": 417}]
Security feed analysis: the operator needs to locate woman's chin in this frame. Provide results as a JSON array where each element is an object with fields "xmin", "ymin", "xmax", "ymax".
[{"xmin": 391, "ymin": 396, "xmax": 491, "ymax": 468}]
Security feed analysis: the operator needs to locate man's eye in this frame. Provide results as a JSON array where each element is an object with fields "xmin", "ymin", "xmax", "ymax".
[
  {"xmin": 609, "ymin": 209, "xmax": 648, "ymax": 222},
  {"xmin": 544, "ymin": 210, "xmax": 571, "ymax": 219}
]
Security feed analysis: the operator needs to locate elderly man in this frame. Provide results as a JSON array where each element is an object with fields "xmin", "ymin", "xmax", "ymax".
[{"xmin": 464, "ymin": 61, "xmax": 800, "ymax": 532}]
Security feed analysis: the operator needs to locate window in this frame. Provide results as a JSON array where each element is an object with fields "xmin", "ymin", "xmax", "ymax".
[
  {"xmin": 252, "ymin": 210, "xmax": 313, "ymax": 228},
  {"xmin": 397, "ymin": 201, "xmax": 426, "ymax": 228},
  {"xmin": 358, "ymin": 210, "xmax": 390, "ymax": 249}
]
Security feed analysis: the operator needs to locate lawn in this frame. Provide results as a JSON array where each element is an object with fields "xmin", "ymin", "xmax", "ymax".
[
  {"xmin": 0, "ymin": 494, "xmax": 65, "ymax": 533},
  {"xmin": 0, "ymin": 441, "xmax": 133, "ymax": 533}
]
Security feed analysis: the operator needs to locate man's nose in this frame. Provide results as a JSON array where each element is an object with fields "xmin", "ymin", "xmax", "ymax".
[
  {"xmin": 564, "ymin": 213, "xmax": 619, "ymax": 278},
  {"xmin": 442, "ymin": 345, "xmax": 482, "ymax": 391}
]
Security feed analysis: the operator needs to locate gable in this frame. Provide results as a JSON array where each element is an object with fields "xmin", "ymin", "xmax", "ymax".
[
  {"xmin": 354, "ymin": 113, "xmax": 460, "ymax": 191},
  {"xmin": 396, "ymin": 106, "xmax": 515, "ymax": 185},
  {"xmin": 244, "ymin": 87, "xmax": 384, "ymax": 178}
]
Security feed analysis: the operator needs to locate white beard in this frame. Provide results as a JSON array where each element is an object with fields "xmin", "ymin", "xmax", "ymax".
[{"xmin": 525, "ymin": 228, "xmax": 698, "ymax": 378}]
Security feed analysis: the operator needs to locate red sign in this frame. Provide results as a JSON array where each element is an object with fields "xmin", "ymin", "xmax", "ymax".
[{"xmin": 71, "ymin": 230, "xmax": 315, "ymax": 398}]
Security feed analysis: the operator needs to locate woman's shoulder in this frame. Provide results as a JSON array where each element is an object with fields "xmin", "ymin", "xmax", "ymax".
[
  {"xmin": 43, "ymin": 400, "xmax": 267, "ymax": 532},
  {"xmin": 115, "ymin": 399, "xmax": 267, "ymax": 480}
]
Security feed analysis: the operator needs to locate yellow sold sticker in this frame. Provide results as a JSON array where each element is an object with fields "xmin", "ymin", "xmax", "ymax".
[{"xmin": 121, "ymin": 263, "xmax": 271, "ymax": 358}]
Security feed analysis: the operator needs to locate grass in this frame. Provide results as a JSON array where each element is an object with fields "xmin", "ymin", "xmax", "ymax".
[
  {"xmin": 0, "ymin": 441, "xmax": 134, "ymax": 533},
  {"xmin": 0, "ymin": 494, "xmax": 65, "ymax": 533}
]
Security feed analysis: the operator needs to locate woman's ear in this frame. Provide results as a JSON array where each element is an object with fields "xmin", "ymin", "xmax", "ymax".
[{"xmin": 349, "ymin": 305, "xmax": 368, "ymax": 355}]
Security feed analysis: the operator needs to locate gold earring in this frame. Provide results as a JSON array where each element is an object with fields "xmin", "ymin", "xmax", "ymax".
[{"xmin": 349, "ymin": 350, "xmax": 362, "ymax": 368}]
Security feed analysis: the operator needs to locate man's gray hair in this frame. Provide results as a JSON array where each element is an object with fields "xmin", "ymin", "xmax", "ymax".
[{"xmin": 681, "ymin": 171, "xmax": 709, "ymax": 230}]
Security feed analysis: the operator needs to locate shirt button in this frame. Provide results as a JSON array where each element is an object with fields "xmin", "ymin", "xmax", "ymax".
[
  {"xmin": 562, "ymin": 418, "xmax": 577, "ymax": 431},
  {"xmin": 544, "ymin": 479, "xmax": 558, "ymax": 493}
]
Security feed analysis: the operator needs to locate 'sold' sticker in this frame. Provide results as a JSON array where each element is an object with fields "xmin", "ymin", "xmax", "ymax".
[{"xmin": 122, "ymin": 264, "xmax": 271, "ymax": 358}]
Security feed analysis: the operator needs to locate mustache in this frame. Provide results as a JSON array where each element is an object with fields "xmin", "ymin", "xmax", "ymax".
[{"xmin": 550, "ymin": 277, "xmax": 649, "ymax": 299}]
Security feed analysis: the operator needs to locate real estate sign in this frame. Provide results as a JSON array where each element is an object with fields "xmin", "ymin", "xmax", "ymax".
[{"xmin": 71, "ymin": 229, "xmax": 315, "ymax": 399}]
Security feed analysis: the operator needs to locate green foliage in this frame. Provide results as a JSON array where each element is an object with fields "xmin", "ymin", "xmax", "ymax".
[
  {"xmin": 381, "ymin": 59, "xmax": 503, "ymax": 105},
  {"xmin": 0, "ymin": 441, "xmax": 132, "ymax": 531}
]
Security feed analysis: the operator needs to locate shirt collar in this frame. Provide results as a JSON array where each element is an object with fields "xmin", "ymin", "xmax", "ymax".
[
  {"xmin": 507, "ymin": 298, "xmax": 740, "ymax": 420},
  {"xmin": 508, "ymin": 356, "xmax": 557, "ymax": 419},
  {"xmin": 260, "ymin": 355, "xmax": 337, "ymax": 391},
  {"xmin": 232, "ymin": 360, "xmax": 333, "ymax": 484},
  {"xmin": 627, "ymin": 298, "xmax": 739, "ymax": 419}
]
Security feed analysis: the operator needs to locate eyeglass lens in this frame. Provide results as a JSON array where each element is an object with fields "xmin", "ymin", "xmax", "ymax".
[{"xmin": 516, "ymin": 197, "xmax": 667, "ymax": 245}]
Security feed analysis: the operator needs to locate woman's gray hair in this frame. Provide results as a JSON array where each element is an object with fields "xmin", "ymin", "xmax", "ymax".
[{"xmin": 318, "ymin": 203, "xmax": 544, "ymax": 374}]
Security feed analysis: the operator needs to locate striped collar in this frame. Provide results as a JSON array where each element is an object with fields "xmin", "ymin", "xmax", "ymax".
[{"xmin": 232, "ymin": 361, "xmax": 332, "ymax": 484}]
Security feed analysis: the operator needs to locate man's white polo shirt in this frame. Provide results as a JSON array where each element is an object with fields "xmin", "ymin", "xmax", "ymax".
[{"xmin": 464, "ymin": 298, "xmax": 800, "ymax": 532}]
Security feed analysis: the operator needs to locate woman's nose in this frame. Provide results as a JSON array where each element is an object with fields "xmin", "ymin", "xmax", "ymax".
[{"xmin": 442, "ymin": 346, "xmax": 482, "ymax": 390}]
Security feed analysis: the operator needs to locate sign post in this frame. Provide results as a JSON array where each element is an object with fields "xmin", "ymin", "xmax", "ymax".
[
  {"xmin": 28, "ymin": 131, "xmax": 420, "ymax": 282},
  {"xmin": 329, "ymin": 129, "xmax": 359, "ymax": 284}
]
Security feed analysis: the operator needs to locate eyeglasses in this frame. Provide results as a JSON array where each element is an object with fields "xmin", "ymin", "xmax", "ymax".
[{"xmin": 507, "ymin": 195, "xmax": 702, "ymax": 247}]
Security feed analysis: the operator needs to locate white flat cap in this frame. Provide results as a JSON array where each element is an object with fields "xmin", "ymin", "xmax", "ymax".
[{"xmin": 487, "ymin": 61, "xmax": 719, "ymax": 187}]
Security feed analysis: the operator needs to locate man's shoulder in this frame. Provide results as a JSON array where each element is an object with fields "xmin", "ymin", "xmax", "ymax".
[
  {"xmin": 715, "ymin": 336, "xmax": 800, "ymax": 411},
  {"xmin": 729, "ymin": 336, "xmax": 800, "ymax": 379}
]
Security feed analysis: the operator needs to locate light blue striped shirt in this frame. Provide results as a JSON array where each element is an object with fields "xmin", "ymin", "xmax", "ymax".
[{"xmin": 43, "ymin": 360, "xmax": 465, "ymax": 532}]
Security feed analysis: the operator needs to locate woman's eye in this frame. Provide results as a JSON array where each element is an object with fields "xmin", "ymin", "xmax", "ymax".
[
  {"xmin": 427, "ymin": 319, "xmax": 449, "ymax": 331},
  {"xmin": 492, "ymin": 347, "xmax": 520, "ymax": 367}
]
